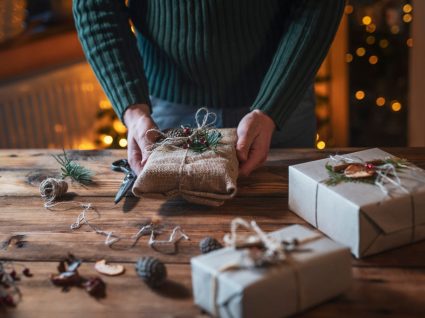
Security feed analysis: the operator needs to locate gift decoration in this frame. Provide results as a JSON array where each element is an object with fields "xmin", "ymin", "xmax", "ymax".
[
  {"xmin": 289, "ymin": 148, "xmax": 425, "ymax": 258},
  {"xmin": 132, "ymin": 108, "xmax": 238, "ymax": 207},
  {"xmin": 199, "ymin": 237, "xmax": 223, "ymax": 254},
  {"xmin": 135, "ymin": 257, "xmax": 167, "ymax": 288},
  {"xmin": 53, "ymin": 150, "xmax": 94, "ymax": 185},
  {"xmin": 191, "ymin": 218, "xmax": 352, "ymax": 318},
  {"xmin": 0, "ymin": 261, "xmax": 33, "ymax": 307}
]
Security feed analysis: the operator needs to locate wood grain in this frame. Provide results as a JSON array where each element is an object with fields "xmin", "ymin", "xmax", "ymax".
[
  {"xmin": 1, "ymin": 263, "xmax": 424, "ymax": 318},
  {"xmin": 1, "ymin": 148, "xmax": 425, "ymax": 317}
]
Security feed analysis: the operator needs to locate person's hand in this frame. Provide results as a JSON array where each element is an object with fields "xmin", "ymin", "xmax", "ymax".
[
  {"xmin": 123, "ymin": 104, "xmax": 158, "ymax": 175},
  {"xmin": 236, "ymin": 109, "xmax": 276, "ymax": 176}
]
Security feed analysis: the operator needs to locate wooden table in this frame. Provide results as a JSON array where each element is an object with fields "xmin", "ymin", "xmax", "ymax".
[{"xmin": 1, "ymin": 148, "xmax": 424, "ymax": 317}]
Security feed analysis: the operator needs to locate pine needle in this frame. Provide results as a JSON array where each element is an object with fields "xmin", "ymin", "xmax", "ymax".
[{"xmin": 52, "ymin": 150, "xmax": 94, "ymax": 185}]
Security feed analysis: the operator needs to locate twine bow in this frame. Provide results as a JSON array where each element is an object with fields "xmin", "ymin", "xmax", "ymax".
[
  {"xmin": 146, "ymin": 107, "xmax": 217, "ymax": 151},
  {"xmin": 211, "ymin": 218, "xmax": 322, "ymax": 316}
]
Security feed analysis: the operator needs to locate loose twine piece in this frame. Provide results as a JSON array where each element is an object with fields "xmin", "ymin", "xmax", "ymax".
[
  {"xmin": 145, "ymin": 107, "xmax": 217, "ymax": 151},
  {"xmin": 211, "ymin": 218, "xmax": 322, "ymax": 316},
  {"xmin": 39, "ymin": 177, "xmax": 189, "ymax": 250}
]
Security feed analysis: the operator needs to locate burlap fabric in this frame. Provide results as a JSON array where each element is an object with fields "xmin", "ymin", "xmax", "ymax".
[{"xmin": 132, "ymin": 128, "xmax": 238, "ymax": 206}]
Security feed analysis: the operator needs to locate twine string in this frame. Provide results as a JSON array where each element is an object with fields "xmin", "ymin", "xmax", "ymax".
[
  {"xmin": 145, "ymin": 107, "xmax": 217, "ymax": 151},
  {"xmin": 39, "ymin": 177, "xmax": 68, "ymax": 207}
]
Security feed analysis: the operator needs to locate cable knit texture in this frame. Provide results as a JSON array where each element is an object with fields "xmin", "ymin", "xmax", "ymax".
[{"xmin": 73, "ymin": 0, "xmax": 344, "ymax": 127}]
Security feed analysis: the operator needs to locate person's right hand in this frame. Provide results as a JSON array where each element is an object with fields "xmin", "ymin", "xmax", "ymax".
[{"xmin": 123, "ymin": 104, "xmax": 158, "ymax": 175}]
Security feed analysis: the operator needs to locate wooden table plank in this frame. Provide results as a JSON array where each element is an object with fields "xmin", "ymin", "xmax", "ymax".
[
  {"xmin": 2, "ymin": 148, "xmax": 424, "ymax": 197},
  {"xmin": 1, "ymin": 262, "xmax": 424, "ymax": 318},
  {"xmin": 1, "ymin": 195, "xmax": 424, "ymax": 267}
]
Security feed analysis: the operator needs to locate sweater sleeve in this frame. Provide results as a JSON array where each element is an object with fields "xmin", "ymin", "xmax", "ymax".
[
  {"xmin": 251, "ymin": 0, "xmax": 345, "ymax": 129},
  {"xmin": 73, "ymin": 0, "xmax": 151, "ymax": 122}
]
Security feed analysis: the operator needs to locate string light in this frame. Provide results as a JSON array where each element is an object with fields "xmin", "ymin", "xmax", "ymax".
[
  {"xmin": 379, "ymin": 39, "xmax": 389, "ymax": 48},
  {"xmin": 346, "ymin": 53, "xmax": 353, "ymax": 63},
  {"xmin": 362, "ymin": 16, "xmax": 372, "ymax": 25},
  {"xmin": 407, "ymin": 38, "xmax": 413, "ymax": 48},
  {"xmin": 316, "ymin": 141, "xmax": 326, "ymax": 150},
  {"xmin": 403, "ymin": 14, "xmax": 412, "ymax": 23},
  {"xmin": 119, "ymin": 138, "xmax": 128, "ymax": 148},
  {"xmin": 376, "ymin": 97, "xmax": 386, "ymax": 107},
  {"xmin": 366, "ymin": 23, "xmax": 376, "ymax": 33},
  {"xmin": 99, "ymin": 99, "xmax": 112, "ymax": 110},
  {"xmin": 366, "ymin": 35, "xmax": 375, "ymax": 45},
  {"xmin": 113, "ymin": 120, "xmax": 127, "ymax": 134},
  {"xmin": 356, "ymin": 47, "xmax": 366, "ymax": 57},
  {"xmin": 390, "ymin": 25, "xmax": 400, "ymax": 34},
  {"xmin": 391, "ymin": 101, "xmax": 402, "ymax": 112},
  {"xmin": 369, "ymin": 55, "xmax": 379, "ymax": 65},
  {"xmin": 402, "ymin": 4, "xmax": 413, "ymax": 13},
  {"xmin": 355, "ymin": 90, "xmax": 365, "ymax": 100},
  {"xmin": 102, "ymin": 135, "xmax": 113, "ymax": 145}
]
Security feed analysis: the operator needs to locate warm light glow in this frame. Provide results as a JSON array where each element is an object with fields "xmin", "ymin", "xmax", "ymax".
[
  {"xmin": 376, "ymin": 97, "xmax": 386, "ymax": 107},
  {"xmin": 403, "ymin": 4, "xmax": 413, "ymax": 13},
  {"xmin": 99, "ymin": 99, "xmax": 112, "ymax": 109},
  {"xmin": 369, "ymin": 55, "xmax": 378, "ymax": 65},
  {"xmin": 356, "ymin": 47, "xmax": 366, "ymax": 57},
  {"xmin": 113, "ymin": 120, "xmax": 127, "ymax": 134},
  {"xmin": 316, "ymin": 133, "xmax": 319, "ymax": 142},
  {"xmin": 407, "ymin": 38, "xmax": 413, "ymax": 47},
  {"xmin": 390, "ymin": 25, "xmax": 400, "ymax": 34},
  {"xmin": 103, "ymin": 135, "xmax": 113, "ymax": 145},
  {"xmin": 78, "ymin": 141, "xmax": 96, "ymax": 150},
  {"xmin": 391, "ymin": 101, "xmax": 402, "ymax": 112},
  {"xmin": 54, "ymin": 124, "xmax": 64, "ymax": 133},
  {"xmin": 362, "ymin": 16, "xmax": 372, "ymax": 25},
  {"xmin": 366, "ymin": 35, "xmax": 375, "ymax": 45},
  {"xmin": 355, "ymin": 90, "xmax": 365, "ymax": 100},
  {"xmin": 403, "ymin": 14, "xmax": 412, "ymax": 23},
  {"xmin": 379, "ymin": 39, "xmax": 389, "ymax": 48},
  {"xmin": 316, "ymin": 141, "xmax": 326, "ymax": 150},
  {"xmin": 366, "ymin": 23, "xmax": 376, "ymax": 33},
  {"xmin": 345, "ymin": 5, "xmax": 354, "ymax": 15},
  {"xmin": 345, "ymin": 53, "xmax": 353, "ymax": 63},
  {"xmin": 119, "ymin": 138, "xmax": 128, "ymax": 148}
]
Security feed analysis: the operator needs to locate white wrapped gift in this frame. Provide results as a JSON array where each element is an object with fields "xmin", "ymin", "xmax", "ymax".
[
  {"xmin": 191, "ymin": 220, "xmax": 352, "ymax": 318},
  {"xmin": 289, "ymin": 148, "xmax": 425, "ymax": 258}
]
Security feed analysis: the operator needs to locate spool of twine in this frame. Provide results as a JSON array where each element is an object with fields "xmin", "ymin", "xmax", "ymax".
[{"xmin": 39, "ymin": 178, "xmax": 68, "ymax": 206}]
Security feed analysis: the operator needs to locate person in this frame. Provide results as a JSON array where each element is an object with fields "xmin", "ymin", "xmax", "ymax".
[{"xmin": 73, "ymin": 0, "xmax": 344, "ymax": 176}]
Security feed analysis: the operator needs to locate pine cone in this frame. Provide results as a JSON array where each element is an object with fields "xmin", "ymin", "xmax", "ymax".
[
  {"xmin": 135, "ymin": 257, "xmax": 167, "ymax": 288},
  {"xmin": 199, "ymin": 237, "xmax": 223, "ymax": 254},
  {"xmin": 164, "ymin": 128, "xmax": 187, "ymax": 138}
]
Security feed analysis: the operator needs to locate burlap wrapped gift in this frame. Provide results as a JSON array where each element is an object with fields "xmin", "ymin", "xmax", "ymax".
[{"xmin": 132, "ymin": 128, "xmax": 238, "ymax": 206}]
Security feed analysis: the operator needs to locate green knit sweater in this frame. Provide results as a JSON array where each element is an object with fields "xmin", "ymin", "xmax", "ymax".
[{"xmin": 73, "ymin": 0, "xmax": 344, "ymax": 128}]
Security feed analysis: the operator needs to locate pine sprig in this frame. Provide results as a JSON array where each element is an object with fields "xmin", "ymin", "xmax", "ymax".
[
  {"xmin": 190, "ymin": 129, "xmax": 223, "ymax": 153},
  {"xmin": 53, "ymin": 150, "xmax": 93, "ymax": 185},
  {"xmin": 324, "ymin": 164, "xmax": 375, "ymax": 186}
]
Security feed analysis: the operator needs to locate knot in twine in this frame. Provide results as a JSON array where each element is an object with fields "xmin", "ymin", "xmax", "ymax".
[
  {"xmin": 223, "ymin": 218, "xmax": 315, "ymax": 267},
  {"xmin": 145, "ymin": 107, "xmax": 217, "ymax": 151},
  {"xmin": 39, "ymin": 178, "xmax": 68, "ymax": 207}
]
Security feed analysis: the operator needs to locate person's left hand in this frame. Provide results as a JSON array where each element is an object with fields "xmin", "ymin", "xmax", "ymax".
[{"xmin": 236, "ymin": 109, "xmax": 276, "ymax": 176}]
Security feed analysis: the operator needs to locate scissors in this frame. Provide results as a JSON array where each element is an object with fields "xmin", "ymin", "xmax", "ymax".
[{"xmin": 111, "ymin": 159, "xmax": 137, "ymax": 204}]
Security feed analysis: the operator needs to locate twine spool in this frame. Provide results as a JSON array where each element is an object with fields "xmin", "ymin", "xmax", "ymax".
[{"xmin": 39, "ymin": 178, "xmax": 68, "ymax": 206}]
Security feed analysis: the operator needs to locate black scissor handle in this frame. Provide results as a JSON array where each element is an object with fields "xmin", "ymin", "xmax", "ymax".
[{"xmin": 111, "ymin": 159, "xmax": 131, "ymax": 173}]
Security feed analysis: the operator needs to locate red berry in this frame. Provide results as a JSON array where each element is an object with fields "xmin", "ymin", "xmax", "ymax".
[
  {"xmin": 199, "ymin": 137, "xmax": 206, "ymax": 144},
  {"xmin": 22, "ymin": 268, "xmax": 33, "ymax": 277},
  {"xmin": 10, "ymin": 270, "xmax": 17, "ymax": 280},
  {"xmin": 183, "ymin": 128, "xmax": 191, "ymax": 135},
  {"xmin": 182, "ymin": 144, "xmax": 188, "ymax": 149},
  {"xmin": 4, "ymin": 295, "xmax": 15, "ymax": 307}
]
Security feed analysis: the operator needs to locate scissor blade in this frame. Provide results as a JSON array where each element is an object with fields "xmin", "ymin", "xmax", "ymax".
[{"xmin": 114, "ymin": 172, "xmax": 137, "ymax": 204}]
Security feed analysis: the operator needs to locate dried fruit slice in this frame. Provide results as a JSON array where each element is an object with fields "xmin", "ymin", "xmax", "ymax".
[
  {"xmin": 344, "ymin": 164, "xmax": 375, "ymax": 178},
  {"xmin": 94, "ymin": 260, "xmax": 125, "ymax": 276}
]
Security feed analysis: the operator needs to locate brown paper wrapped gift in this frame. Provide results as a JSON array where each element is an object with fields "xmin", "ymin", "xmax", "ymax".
[{"xmin": 132, "ymin": 128, "xmax": 238, "ymax": 206}]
